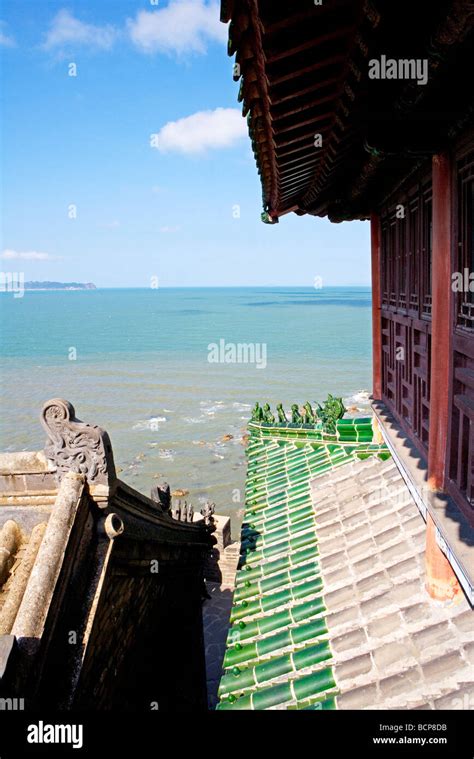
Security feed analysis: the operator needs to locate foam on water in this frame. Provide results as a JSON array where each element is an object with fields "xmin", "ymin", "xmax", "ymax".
[{"xmin": 0, "ymin": 287, "xmax": 372, "ymax": 531}]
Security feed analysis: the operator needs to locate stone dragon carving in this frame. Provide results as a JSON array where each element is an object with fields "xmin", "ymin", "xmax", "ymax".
[{"xmin": 40, "ymin": 398, "xmax": 116, "ymax": 487}]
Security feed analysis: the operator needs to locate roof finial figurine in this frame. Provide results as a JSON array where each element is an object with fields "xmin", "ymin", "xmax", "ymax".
[
  {"xmin": 201, "ymin": 501, "xmax": 215, "ymax": 526},
  {"xmin": 277, "ymin": 403, "xmax": 288, "ymax": 424},
  {"xmin": 251, "ymin": 402, "xmax": 264, "ymax": 422},
  {"xmin": 263, "ymin": 403, "xmax": 275, "ymax": 424},
  {"xmin": 303, "ymin": 402, "xmax": 315, "ymax": 425},
  {"xmin": 291, "ymin": 404, "xmax": 303, "ymax": 425},
  {"xmin": 316, "ymin": 394, "xmax": 347, "ymax": 434}
]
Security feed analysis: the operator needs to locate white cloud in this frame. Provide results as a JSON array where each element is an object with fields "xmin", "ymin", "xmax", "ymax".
[
  {"xmin": 43, "ymin": 9, "xmax": 119, "ymax": 51},
  {"xmin": 0, "ymin": 22, "xmax": 15, "ymax": 47},
  {"xmin": 1, "ymin": 249, "xmax": 61, "ymax": 261},
  {"xmin": 127, "ymin": 1, "xmax": 227, "ymax": 55},
  {"xmin": 152, "ymin": 108, "xmax": 247, "ymax": 154}
]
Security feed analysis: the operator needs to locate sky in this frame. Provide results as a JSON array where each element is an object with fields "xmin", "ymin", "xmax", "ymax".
[{"xmin": 0, "ymin": 0, "xmax": 371, "ymax": 287}]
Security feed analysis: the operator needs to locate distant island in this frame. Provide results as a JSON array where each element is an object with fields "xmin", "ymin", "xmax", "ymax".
[{"xmin": 24, "ymin": 281, "xmax": 97, "ymax": 290}]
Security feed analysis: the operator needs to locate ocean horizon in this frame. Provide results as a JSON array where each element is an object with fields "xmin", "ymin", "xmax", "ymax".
[{"xmin": 0, "ymin": 286, "xmax": 373, "ymax": 528}]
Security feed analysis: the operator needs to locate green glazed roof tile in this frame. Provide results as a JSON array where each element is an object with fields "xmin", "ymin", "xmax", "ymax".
[
  {"xmin": 251, "ymin": 681, "xmax": 293, "ymax": 710},
  {"xmin": 217, "ymin": 408, "xmax": 390, "ymax": 710},
  {"xmin": 293, "ymin": 667, "xmax": 336, "ymax": 701},
  {"xmin": 234, "ymin": 560, "xmax": 320, "ymax": 602},
  {"xmin": 219, "ymin": 642, "xmax": 332, "ymax": 698}
]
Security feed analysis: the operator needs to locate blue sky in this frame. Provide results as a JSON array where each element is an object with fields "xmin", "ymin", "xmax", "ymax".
[{"xmin": 0, "ymin": 0, "xmax": 370, "ymax": 287}]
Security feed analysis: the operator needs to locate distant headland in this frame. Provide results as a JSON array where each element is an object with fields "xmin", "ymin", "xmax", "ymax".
[{"xmin": 24, "ymin": 281, "xmax": 97, "ymax": 290}]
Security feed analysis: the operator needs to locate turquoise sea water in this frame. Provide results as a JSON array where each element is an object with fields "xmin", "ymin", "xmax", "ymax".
[{"xmin": 0, "ymin": 287, "xmax": 372, "ymax": 528}]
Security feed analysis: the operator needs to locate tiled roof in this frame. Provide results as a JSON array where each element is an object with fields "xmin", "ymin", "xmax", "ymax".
[
  {"xmin": 217, "ymin": 417, "xmax": 390, "ymax": 710},
  {"xmin": 310, "ymin": 458, "xmax": 474, "ymax": 710},
  {"xmin": 217, "ymin": 417, "xmax": 474, "ymax": 710}
]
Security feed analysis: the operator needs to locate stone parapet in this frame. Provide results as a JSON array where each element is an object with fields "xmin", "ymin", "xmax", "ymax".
[
  {"xmin": 0, "ymin": 451, "xmax": 53, "ymax": 475},
  {"xmin": 0, "ymin": 452, "xmax": 57, "ymax": 505},
  {"xmin": 12, "ymin": 472, "xmax": 86, "ymax": 641}
]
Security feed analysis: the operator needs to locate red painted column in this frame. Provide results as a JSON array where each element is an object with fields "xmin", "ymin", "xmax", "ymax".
[
  {"xmin": 371, "ymin": 214, "xmax": 382, "ymax": 401},
  {"xmin": 428, "ymin": 153, "xmax": 453, "ymax": 492},
  {"xmin": 426, "ymin": 152, "xmax": 460, "ymax": 602},
  {"xmin": 425, "ymin": 514, "xmax": 461, "ymax": 602}
]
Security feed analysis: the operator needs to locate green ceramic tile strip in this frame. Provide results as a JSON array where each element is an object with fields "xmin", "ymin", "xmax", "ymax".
[
  {"xmin": 230, "ymin": 576, "xmax": 324, "ymax": 622},
  {"xmin": 219, "ymin": 641, "xmax": 332, "ymax": 696},
  {"xmin": 235, "ymin": 543, "xmax": 319, "ymax": 585},
  {"xmin": 216, "ymin": 411, "xmax": 389, "ymax": 710},
  {"xmin": 233, "ymin": 561, "xmax": 320, "ymax": 603}
]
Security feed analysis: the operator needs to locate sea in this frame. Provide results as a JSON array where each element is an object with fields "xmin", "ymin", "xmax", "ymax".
[{"xmin": 0, "ymin": 287, "xmax": 372, "ymax": 530}]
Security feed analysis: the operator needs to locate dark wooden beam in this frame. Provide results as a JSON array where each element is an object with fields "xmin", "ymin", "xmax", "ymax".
[
  {"xmin": 275, "ymin": 204, "xmax": 300, "ymax": 217},
  {"xmin": 262, "ymin": 0, "xmax": 351, "ymax": 35},
  {"xmin": 266, "ymin": 27, "xmax": 351, "ymax": 65},
  {"xmin": 280, "ymin": 163, "xmax": 318, "ymax": 180},
  {"xmin": 281, "ymin": 165, "xmax": 318, "ymax": 182},
  {"xmin": 275, "ymin": 123, "xmax": 332, "ymax": 149},
  {"xmin": 281, "ymin": 174, "xmax": 316, "ymax": 194},
  {"xmin": 280, "ymin": 181, "xmax": 311, "ymax": 197},
  {"xmin": 271, "ymin": 55, "xmax": 346, "ymax": 87},
  {"xmin": 280, "ymin": 150, "xmax": 319, "ymax": 167},
  {"xmin": 276, "ymin": 136, "xmax": 330, "ymax": 160},
  {"xmin": 280, "ymin": 187, "xmax": 305, "ymax": 202},
  {"xmin": 273, "ymin": 112, "xmax": 334, "ymax": 136},
  {"xmin": 270, "ymin": 76, "xmax": 341, "ymax": 107},
  {"xmin": 277, "ymin": 145, "xmax": 321, "ymax": 167},
  {"xmin": 272, "ymin": 91, "xmax": 340, "ymax": 122}
]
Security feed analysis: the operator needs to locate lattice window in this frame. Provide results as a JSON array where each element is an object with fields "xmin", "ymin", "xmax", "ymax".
[
  {"xmin": 449, "ymin": 139, "xmax": 474, "ymax": 518},
  {"xmin": 380, "ymin": 168, "xmax": 432, "ymax": 456},
  {"xmin": 380, "ymin": 171, "xmax": 431, "ymax": 320},
  {"xmin": 381, "ymin": 222, "xmax": 390, "ymax": 307},
  {"xmin": 449, "ymin": 352, "xmax": 474, "ymax": 512},
  {"xmin": 421, "ymin": 185, "xmax": 432, "ymax": 318},
  {"xmin": 407, "ymin": 194, "xmax": 420, "ymax": 313},
  {"xmin": 456, "ymin": 149, "xmax": 474, "ymax": 330},
  {"xmin": 389, "ymin": 218, "xmax": 397, "ymax": 308}
]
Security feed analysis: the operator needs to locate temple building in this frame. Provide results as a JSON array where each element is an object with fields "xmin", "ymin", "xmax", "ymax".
[
  {"xmin": 1, "ymin": 0, "xmax": 474, "ymax": 714},
  {"xmin": 215, "ymin": 0, "xmax": 474, "ymax": 710}
]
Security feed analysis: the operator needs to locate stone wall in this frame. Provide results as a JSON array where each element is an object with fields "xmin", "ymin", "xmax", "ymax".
[
  {"xmin": 74, "ymin": 534, "xmax": 208, "ymax": 711},
  {"xmin": 0, "ymin": 400, "xmax": 215, "ymax": 712},
  {"xmin": 0, "ymin": 452, "xmax": 57, "ymax": 518}
]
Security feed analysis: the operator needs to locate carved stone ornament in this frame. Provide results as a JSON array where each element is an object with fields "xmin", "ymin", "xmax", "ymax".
[{"xmin": 40, "ymin": 398, "xmax": 116, "ymax": 487}]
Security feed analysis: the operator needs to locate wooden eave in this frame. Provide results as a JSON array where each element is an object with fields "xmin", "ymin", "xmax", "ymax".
[{"xmin": 221, "ymin": 0, "xmax": 474, "ymax": 222}]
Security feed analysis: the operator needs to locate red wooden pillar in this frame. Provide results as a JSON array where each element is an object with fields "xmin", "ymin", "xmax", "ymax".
[
  {"xmin": 371, "ymin": 214, "xmax": 382, "ymax": 401},
  {"xmin": 428, "ymin": 153, "xmax": 453, "ymax": 491},
  {"xmin": 425, "ymin": 514, "xmax": 461, "ymax": 602},
  {"xmin": 426, "ymin": 152, "xmax": 460, "ymax": 602}
]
